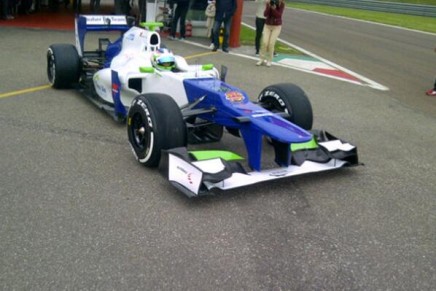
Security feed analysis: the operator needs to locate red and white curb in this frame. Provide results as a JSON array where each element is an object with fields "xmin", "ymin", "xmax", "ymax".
[
  {"xmin": 226, "ymin": 23, "xmax": 390, "ymax": 91},
  {"xmin": 277, "ymin": 39, "xmax": 388, "ymax": 91},
  {"xmin": 186, "ymin": 36, "xmax": 389, "ymax": 91}
]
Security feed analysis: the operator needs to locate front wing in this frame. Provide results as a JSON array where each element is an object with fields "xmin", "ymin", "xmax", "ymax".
[{"xmin": 159, "ymin": 130, "xmax": 359, "ymax": 197}]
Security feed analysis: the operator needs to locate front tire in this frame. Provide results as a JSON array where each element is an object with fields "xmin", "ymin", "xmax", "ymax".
[
  {"xmin": 258, "ymin": 83, "xmax": 313, "ymax": 130},
  {"xmin": 47, "ymin": 44, "xmax": 81, "ymax": 89},
  {"xmin": 127, "ymin": 94, "xmax": 187, "ymax": 167}
]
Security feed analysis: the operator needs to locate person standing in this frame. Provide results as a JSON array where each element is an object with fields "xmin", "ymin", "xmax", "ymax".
[
  {"xmin": 114, "ymin": 0, "xmax": 131, "ymax": 15},
  {"xmin": 256, "ymin": 0, "xmax": 284, "ymax": 67},
  {"xmin": 18, "ymin": 0, "xmax": 33, "ymax": 15},
  {"xmin": 425, "ymin": 46, "xmax": 436, "ymax": 96},
  {"xmin": 205, "ymin": 0, "xmax": 216, "ymax": 48},
  {"xmin": 255, "ymin": 0, "xmax": 268, "ymax": 56},
  {"xmin": 211, "ymin": 0, "xmax": 237, "ymax": 53},
  {"xmin": 72, "ymin": 0, "xmax": 82, "ymax": 13},
  {"xmin": 426, "ymin": 79, "xmax": 436, "ymax": 96},
  {"xmin": 169, "ymin": 0, "xmax": 190, "ymax": 40},
  {"xmin": 90, "ymin": 0, "xmax": 100, "ymax": 13},
  {"xmin": 1, "ymin": 0, "xmax": 14, "ymax": 19}
]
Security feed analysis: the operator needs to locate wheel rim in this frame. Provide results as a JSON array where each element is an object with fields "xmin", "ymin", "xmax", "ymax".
[
  {"xmin": 262, "ymin": 95, "xmax": 291, "ymax": 116},
  {"xmin": 131, "ymin": 112, "xmax": 148, "ymax": 151},
  {"xmin": 47, "ymin": 51, "xmax": 56, "ymax": 84}
]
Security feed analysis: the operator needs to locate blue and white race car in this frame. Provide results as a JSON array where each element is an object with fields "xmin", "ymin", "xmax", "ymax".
[
  {"xmin": 47, "ymin": 15, "xmax": 220, "ymax": 121},
  {"xmin": 47, "ymin": 15, "xmax": 359, "ymax": 197}
]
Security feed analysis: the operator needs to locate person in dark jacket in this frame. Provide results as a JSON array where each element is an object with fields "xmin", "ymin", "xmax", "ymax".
[
  {"xmin": 254, "ymin": 0, "xmax": 268, "ymax": 56},
  {"xmin": 169, "ymin": 0, "xmax": 190, "ymax": 40},
  {"xmin": 211, "ymin": 0, "xmax": 237, "ymax": 53}
]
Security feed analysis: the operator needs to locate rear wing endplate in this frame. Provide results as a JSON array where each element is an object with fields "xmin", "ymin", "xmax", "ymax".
[{"xmin": 75, "ymin": 15, "xmax": 133, "ymax": 56}]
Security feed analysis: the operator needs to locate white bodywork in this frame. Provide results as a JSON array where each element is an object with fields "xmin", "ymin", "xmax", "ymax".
[
  {"xmin": 92, "ymin": 26, "xmax": 219, "ymax": 108},
  {"xmin": 168, "ymin": 140, "xmax": 356, "ymax": 196}
]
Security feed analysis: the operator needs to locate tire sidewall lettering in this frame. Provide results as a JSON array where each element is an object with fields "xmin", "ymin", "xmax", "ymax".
[
  {"xmin": 47, "ymin": 48, "xmax": 56, "ymax": 83},
  {"xmin": 137, "ymin": 99, "xmax": 153, "ymax": 129},
  {"xmin": 259, "ymin": 89, "xmax": 288, "ymax": 113},
  {"xmin": 128, "ymin": 94, "xmax": 186, "ymax": 167},
  {"xmin": 128, "ymin": 97, "xmax": 155, "ymax": 163},
  {"xmin": 48, "ymin": 49, "xmax": 55, "ymax": 62}
]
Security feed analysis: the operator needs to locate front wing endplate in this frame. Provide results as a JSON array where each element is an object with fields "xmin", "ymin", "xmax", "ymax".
[{"xmin": 158, "ymin": 130, "xmax": 360, "ymax": 197}]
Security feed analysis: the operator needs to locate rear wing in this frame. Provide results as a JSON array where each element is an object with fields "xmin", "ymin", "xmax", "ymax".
[{"xmin": 75, "ymin": 15, "xmax": 133, "ymax": 56}]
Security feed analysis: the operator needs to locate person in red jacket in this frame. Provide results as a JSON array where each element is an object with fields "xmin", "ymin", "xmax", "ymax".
[{"xmin": 256, "ymin": 0, "xmax": 284, "ymax": 67}]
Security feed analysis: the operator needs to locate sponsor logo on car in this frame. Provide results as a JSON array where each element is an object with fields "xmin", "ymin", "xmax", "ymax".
[
  {"xmin": 83, "ymin": 15, "xmax": 128, "ymax": 25},
  {"xmin": 112, "ymin": 83, "xmax": 119, "ymax": 95},
  {"xmin": 225, "ymin": 91, "xmax": 244, "ymax": 103}
]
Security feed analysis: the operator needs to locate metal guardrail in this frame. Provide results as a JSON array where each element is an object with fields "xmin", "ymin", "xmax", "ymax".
[{"xmin": 291, "ymin": 0, "xmax": 436, "ymax": 17}]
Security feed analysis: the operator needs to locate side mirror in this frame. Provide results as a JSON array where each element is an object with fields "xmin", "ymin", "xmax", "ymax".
[
  {"xmin": 201, "ymin": 64, "xmax": 214, "ymax": 71},
  {"xmin": 220, "ymin": 65, "xmax": 228, "ymax": 82},
  {"xmin": 140, "ymin": 66, "xmax": 155, "ymax": 73}
]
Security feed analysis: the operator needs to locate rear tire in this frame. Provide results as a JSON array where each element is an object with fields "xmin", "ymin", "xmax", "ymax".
[
  {"xmin": 47, "ymin": 44, "xmax": 81, "ymax": 89},
  {"xmin": 127, "ymin": 94, "xmax": 187, "ymax": 167},
  {"xmin": 258, "ymin": 83, "xmax": 313, "ymax": 130}
]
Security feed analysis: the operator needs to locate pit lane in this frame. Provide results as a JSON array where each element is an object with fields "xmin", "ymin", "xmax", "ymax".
[{"xmin": 0, "ymin": 19, "xmax": 435, "ymax": 291}]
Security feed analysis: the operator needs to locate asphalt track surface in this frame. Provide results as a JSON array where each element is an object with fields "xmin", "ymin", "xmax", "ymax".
[
  {"xmin": 1, "ymin": 5, "xmax": 435, "ymax": 290},
  {"xmin": 242, "ymin": 3, "xmax": 436, "ymax": 116}
]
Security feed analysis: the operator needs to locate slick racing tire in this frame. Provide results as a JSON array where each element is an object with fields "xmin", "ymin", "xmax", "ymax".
[
  {"xmin": 258, "ymin": 83, "xmax": 313, "ymax": 130},
  {"xmin": 127, "ymin": 94, "xmax": 187, "ymax": 167},
  {"xmin": 47, "ymin": 44, "xmax": 81, "ymax": 89}
]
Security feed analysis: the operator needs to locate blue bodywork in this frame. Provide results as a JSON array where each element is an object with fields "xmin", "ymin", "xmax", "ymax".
[
  {"xmin": 74, "ymin": 15, "xmax": 314, "ymax": 171},
  {"xmin": 111, "ymin": 70, "xmax": 127, "ymax": 118},
  {"xmin": 183, "ymin": 78, "xmax": 313, "ymax": 171},
  {"xmin": 76, "ymin": 15, "xmax": 131, "ymax": 118}
]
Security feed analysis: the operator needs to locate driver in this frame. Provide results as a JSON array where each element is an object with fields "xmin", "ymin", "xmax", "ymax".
[{"xmin": 152, "ymin": 48, "xmax": 176, "ymax": 71}]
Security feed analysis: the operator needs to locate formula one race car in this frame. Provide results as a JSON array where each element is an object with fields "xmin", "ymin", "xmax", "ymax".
[
  {"xmin": 47, "ymin": 15, "xmax": 359, "ymax": 197},
  {"xmin": 47, "ymin": 15, "xmax": 220, "ymax": 121}
]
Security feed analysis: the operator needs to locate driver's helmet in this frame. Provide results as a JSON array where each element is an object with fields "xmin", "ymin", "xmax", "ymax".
[{"xmin": 152, "ymin": 48, "xmax": 175, "ymax": 71}]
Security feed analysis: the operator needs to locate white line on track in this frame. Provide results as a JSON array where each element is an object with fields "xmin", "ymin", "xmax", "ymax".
[{"xmin": 242, "ymin": 22, "xmax": 389, "ymax": 91}]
